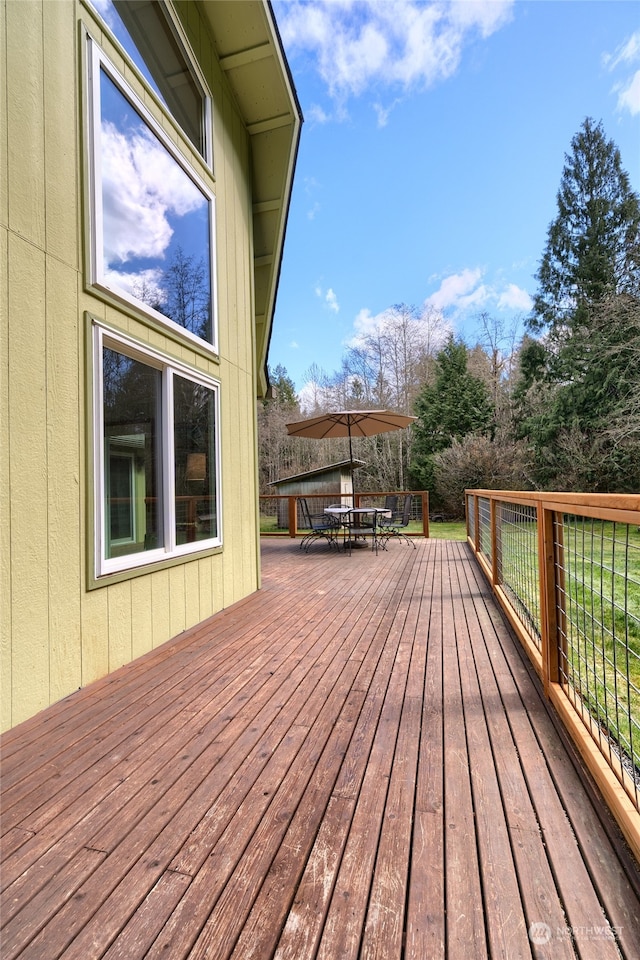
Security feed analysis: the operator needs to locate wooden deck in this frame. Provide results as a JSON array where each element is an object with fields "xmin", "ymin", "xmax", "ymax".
[{"xmin": 2, "ymin": 537, "xmax": 640, "ymax": 959}]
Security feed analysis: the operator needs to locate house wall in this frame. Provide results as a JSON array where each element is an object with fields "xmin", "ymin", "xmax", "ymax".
[{"xmin": 0, "ymin": 0, "xmax": 261, "ymax": 731}]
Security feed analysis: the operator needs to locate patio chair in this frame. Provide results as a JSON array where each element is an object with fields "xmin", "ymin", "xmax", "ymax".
[
  {"xmin": 339, "ymin": 506, "xmax": 383, "ymax": 555},
  {"xmin": 298, "ymin": 498, "xmax": 341, "ymax": 552},
  {"xmin": 378, "ymin": 494, "xmax": 416, "ymax": 548}
]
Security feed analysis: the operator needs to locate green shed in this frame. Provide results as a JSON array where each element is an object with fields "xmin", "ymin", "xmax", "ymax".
[{"xmin": 270, "ymin": 460, "xmax": 365, "ymax": 528}]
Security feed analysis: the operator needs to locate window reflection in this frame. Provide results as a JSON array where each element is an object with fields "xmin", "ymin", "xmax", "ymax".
[
  {"xmin": 173, "ymin": 376, "xmax": 217, "ymax": 544},
  {"xmin": 92, "ymin": 0, "xmax": 207, "ymax": 158},
  {"xmin": 98, "ymin": 67, "xmax": 213, "ymax": 344},
  {"xmin": 103, "ymin": 348, "xmax": 162, "ymax": 558},
  {"xmin": 99, "ymin": 339, "xmax": 220, "ymax": 571}
]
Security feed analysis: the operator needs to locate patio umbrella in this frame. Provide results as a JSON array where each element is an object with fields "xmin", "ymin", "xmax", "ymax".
[{"xmin": 285, "ymin": 410, "xmax": 417, "ymax": 503}]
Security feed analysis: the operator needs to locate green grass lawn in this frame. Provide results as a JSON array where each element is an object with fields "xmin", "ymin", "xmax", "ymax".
[
  {"xmin": 426, "ymin": 520, "xmax": 466, "ymax": 540},
  {"xmin": 559, "ymin": 521, "xmax": 640, "ymax": 774},
  {"xmin": 259, "ymin": 516, "xmax": 467, "ymax": 539}
]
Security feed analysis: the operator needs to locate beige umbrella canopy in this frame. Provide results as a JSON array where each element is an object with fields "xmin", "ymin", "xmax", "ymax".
[{"xmin": 285, "ymin": 410, "xmax": 417, "ymax": 502}]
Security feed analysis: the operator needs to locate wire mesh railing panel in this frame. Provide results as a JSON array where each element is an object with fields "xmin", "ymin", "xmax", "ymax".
[
  {"xmin": 478, "ymin": 496, "xmax": 491, "ymax": 563},
  {"xmin": 259, "ymin": 496, "xmax": 281, "ymax": 534},
  {"xmin": 555, "ymin": 514, "xmax": 640, "ymax": 811},
  {"xmin": 496, "ymin": 502, "xmax": 541, "ymax": 650},
  {"xmin": 466, "ymin": 494, "xmax": 476, "ymax": 546}
]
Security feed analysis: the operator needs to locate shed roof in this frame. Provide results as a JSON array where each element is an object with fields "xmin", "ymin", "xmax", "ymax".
[{"xmin": 269, "ymin": 460, "xmax": 366, "ymax": 487}]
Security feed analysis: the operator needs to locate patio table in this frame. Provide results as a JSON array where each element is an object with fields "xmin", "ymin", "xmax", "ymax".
[{"xmin": 324, "ymin": 506, "xmax": 391, "ymax": 554}]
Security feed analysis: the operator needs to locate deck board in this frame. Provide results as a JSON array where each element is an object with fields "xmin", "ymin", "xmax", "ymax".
[{"xmin": 2, "ymin": 538, "xmax": 639, "ymax": 959}]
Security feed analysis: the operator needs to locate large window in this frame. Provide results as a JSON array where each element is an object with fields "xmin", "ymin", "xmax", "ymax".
[
  {"xmin": 95, "ymin": 324, "xmax": 221, "ymax": 577},
  {"xmin": 90, "ymin": 0, "xmax": 211, "ymax": 162},
  {"xmin": 87, "ymin": 39, "xmax": 217, "ymax": 351}
]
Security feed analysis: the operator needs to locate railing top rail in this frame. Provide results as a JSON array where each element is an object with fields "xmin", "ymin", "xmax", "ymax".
[
  {"xmin": 260, "ymin": 490, "xmax": 427, "ymax": 500},
  {"xmin": 466, "ymin": 489, "xmax": 640, "ymax": 514}
]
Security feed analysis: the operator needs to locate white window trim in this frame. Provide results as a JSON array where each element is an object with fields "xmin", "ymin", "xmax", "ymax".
[
  {"xmin": 93, "ymin": 322, "xmax": 222, "ymax": 579},
  {"xmin": 86, "ymin": 36, "xmax": 219, "ymax": 355}
]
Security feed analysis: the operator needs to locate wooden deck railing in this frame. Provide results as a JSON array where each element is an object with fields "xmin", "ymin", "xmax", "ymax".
[
  {"xmin": 259, "ymin": 491, "xmax": 430, "ymax": 538},
  {"xmin": 466, "ymin": 489, "xmax": 640, "ymax": 863}
]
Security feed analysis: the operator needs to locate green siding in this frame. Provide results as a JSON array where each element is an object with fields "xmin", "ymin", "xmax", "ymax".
[{"xmin": 1, "ymin": 0, "xmax": 268, "ymax": 731}]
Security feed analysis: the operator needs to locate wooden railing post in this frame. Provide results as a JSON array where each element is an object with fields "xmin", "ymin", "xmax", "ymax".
[
  {"xmin": 474, "ymin": 495, "xmax": 480, "ymax": 552},
  {"xmin": 422, "ymin": 492, "xmax": 429, "ymax": 538},
  {"xmin": 288, "ymin": 496, "xmax": 298, "ymax": 538},
  {"xmin": 538, "ymin": 505, "xmax": 564, "ymax": 696},
  {"xmin": 538, "ymin": 504, "xmax": 552, "ymax": 696},
  {"xmin": 490, "ymin": 496, "xmax": 500, "ymax": 587}
]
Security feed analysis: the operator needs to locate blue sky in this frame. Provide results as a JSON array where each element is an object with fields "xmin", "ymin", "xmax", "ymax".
[{"xmin": 269, "ymin": 0, "xmax": 640, "ymax": 394}]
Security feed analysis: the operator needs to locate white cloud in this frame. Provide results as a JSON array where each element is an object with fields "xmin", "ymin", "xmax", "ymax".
[
  {"xmin": 353, "ymin": 306, "xmax": 379, "ymax": 338},
  {"xmin": 302, "ymin": 175, "xmax": 322, "ymax": 219},
  {"xmin": 615, "ymin": 70, "xmax": 640, "ymax": 116},
  {"xmin": 604, "ymin": 31, "xmax": 640, "ymax": 70},
  {"xmin": 297, "ymin": 380, "xmax": 321, "ymax": 414},
  {"xmin": 326, "ymin": 288, "xmax": 339, "ymax": 312},
  {"xmin": 103, "ymin": 266, "xmax": 164, "ymax": 302},
  {"xmin": 101, "ymin": 121, "xmax": 205, "ymax": 265},
  {"xmin": 425, "ymin": 267, "xmax": 484, "ymax": 312},
  {"xmin": 274, "ymin": 0, "xmax": 514, "ymax": 115},
  {"xmin": 315, "ymin": 283, "xmax": 340, "ymax": 312},
  {"xmin": 374, "ymin": 98, "xmax": 402, "ymax": 127},
  {"xmin": 425, "ymin": 268, "xmax": 532, "ymax": 316},
  {"xmin": 604, "ymin": 31, "xmax": 640, "ymax": 116},
  {"xmin": 308, "ymin": 103, "xmax": 331, "ymax": 125},
  {"xmin": 497, "ymin": 283, "xmax": 533, "ymax": 312},
  {"xmin": 349, "ymin": 303, "xmax": 452, "ymax": 351}
]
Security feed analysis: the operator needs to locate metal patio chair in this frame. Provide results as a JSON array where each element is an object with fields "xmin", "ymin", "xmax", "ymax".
[
  {"xmin": 378, "ymin": 494, "xmax": 416, "ymax": 548},
  {"xmin": 298, "ymin": 498, "xmax": 341, "ymax": 552}
]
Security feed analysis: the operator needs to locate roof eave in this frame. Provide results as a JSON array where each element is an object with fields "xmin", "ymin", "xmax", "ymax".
[{"xmin": 199, "ymin": 0, "xmax": 303, "ymax": 398}]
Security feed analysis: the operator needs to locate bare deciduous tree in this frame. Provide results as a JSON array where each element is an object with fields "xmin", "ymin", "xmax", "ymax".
[{"xmin": 433, "ymin": 434, "xmax": 530, "ymax": 516}]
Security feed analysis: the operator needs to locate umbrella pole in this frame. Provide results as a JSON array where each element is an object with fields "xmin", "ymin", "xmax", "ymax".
[{"xmin": 348, "ymin": 427, "xmax": 355, "ymax": 507}]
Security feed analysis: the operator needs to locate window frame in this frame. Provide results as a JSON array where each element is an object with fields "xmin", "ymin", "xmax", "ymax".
[
  {"xmin": 93, "ymin": 321, "xmax": 222, "ymax": 580},
  {"xmin": 86, "ymin": 35, "xmax": 219, "ymax": 355},
  {"xmin": 86, "ymin": 0, "xmax": 213, "ymax": 168}
]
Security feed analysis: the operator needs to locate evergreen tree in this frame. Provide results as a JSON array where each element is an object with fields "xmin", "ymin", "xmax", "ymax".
[
  {"xmin": 268, "ymin": 364, "xmax": 298, "ymax": 409},
  {"xmin": 521, "ymin": 119, "xmax": 640, "ymax": 491},
  {"xmin": 531, "ymin": 117, "xmax": 640, "ymax": 336},
  {"xmin": 409, "ymin": 337, "xmax": 493, "ymax": 498}
]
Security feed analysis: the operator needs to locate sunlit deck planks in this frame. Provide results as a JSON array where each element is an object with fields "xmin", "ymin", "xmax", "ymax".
[{"xmin": 1, "ymin": 538, "xmax": 640, "ymax": 959}]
